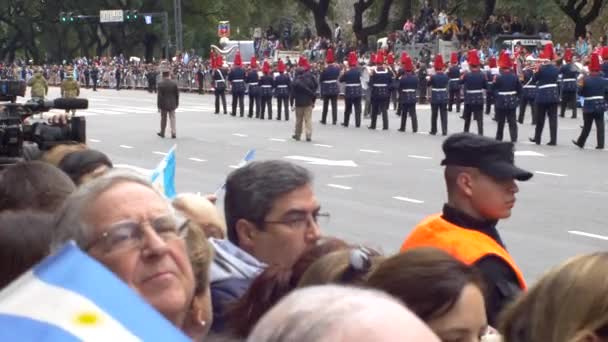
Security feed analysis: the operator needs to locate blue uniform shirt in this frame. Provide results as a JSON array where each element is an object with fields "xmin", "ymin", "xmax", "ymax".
[
  {"xmin": 559, "ymin": 63, "xmax": 579, "ymax": 93},
  {"xmin": 228, "ymin": 67, "xmax": 246, "ymax": 94},
  {"xmin": 340, "ymin": 67, "xmax": 363, "ymax": 99},
  {"xmin": 429, "ymin": 72, "xmax": 449, "ymax": 104},
  {"xmin": 320, "ymin": 64, "xmax": 340, "ymax": 96},
  {"xmin": 533, "ymin": 63, "xmax": 560, "ymax": 104},
  {"xmin": 462, "ymin": 70, "xmax": 487, "ymax": 105},
  {"xmin": 448, "ymin": 66, "xmax": 461, "ymax": 91},
  {"xmin": 398, "ymin": 72, "xmax": 418, "ymax": 104},
  {"xmin": 259, "ymin": 74, "xmax": 274, "ymax": 97},
  {"xmin": 493, "ymin": 70, "xmax": 521, "ymax": 110},
  {"xmin": 245, "ymin": 69, "xmax": 260, "ymax": 96},
  {"xmin": 521, "ymin": 68, "xmax": 536, "ymax": 99},
  {"xmin": 369, "ymin": 68, "xmax": 392, "ymax": 100},
  {"xmin": 579, "ymin": 74, "xmax": 608, "ymax": 113},
  {"xmin": 274, "ymin": 73, "xmax": 291, "ymax": 97}
]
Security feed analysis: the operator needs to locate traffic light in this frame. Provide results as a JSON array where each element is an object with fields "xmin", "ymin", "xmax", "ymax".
[
  {"xmin": 69, "ymin": 12, "xmax": 75, "ymax": 22},
  {"xmin": 125, "ymin": 10, "xmax": 139, "ymax": 21},
  {"xmin": 59, "ymin": 12, "xmax": 75, "ymax": 23}
]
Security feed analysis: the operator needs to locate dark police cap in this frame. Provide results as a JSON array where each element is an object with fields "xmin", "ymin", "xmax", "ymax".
[{"xmin": 440, "ymin": 133, "xmax": 533, "ymax": 181}]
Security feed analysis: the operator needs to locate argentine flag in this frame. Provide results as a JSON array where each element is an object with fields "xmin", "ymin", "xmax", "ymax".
[
  {"xmin": 0, "ymin": 243, "xmax": 189, "ymax": 341},
  {"xmin": 150, "ymin": 145, "xmax": 177, "ymax": 199}
]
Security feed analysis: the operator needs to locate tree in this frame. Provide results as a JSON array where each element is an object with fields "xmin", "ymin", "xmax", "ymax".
[
  {"xmin": 554, "ymin": 0, "xmax": 607, "ymax": 39},
  {"xmin": 483, "ymin": 0, "xmax": 496, "ymax": 21},
  {"xmin": 296, "ymin": 0, "xmax": 333, "ymax": 38},
  {"xmin": 353, "ymin": 0, "xmax": 394, "ymax": 46}
]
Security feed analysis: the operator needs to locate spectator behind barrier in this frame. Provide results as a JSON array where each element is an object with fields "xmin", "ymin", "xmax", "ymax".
[
  {"xmin": 366, "ymin": 247, "xmax": 489, "ymax": 342},
  {"xmin": 51, "ymin": 170, "xmax": 196, "ymax": 331},
  {"xmin": 58, "ymin": 149, "xmax": 113, "ymax": 185},
  {"xmin": 247, "ymin": 285, "xmax": 440, "ymax": 342},
  {"xmin": 499, "ymin": 252, "xmax": 608, "ymax": 342},
  {"xmin": 173, "ymin": 193, "xmax": 226, "ymax": 239},
  {"xmin": 0, "ymin": 210, "xmax": 54, "ymax": 289},
  {"xmin": 0, "ymin": 161, "xmax": 76, "ymax": 213}
]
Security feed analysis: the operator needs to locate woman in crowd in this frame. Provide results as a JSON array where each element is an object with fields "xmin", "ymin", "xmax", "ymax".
[{"xmin": 173, "ymin": 193, "xmax": 226, "ymax": 240}]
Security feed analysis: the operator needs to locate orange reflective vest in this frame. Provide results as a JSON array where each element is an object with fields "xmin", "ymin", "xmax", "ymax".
[{"xmin": 400, "ymin": 214, "xmax": 527, "ymax": 290}]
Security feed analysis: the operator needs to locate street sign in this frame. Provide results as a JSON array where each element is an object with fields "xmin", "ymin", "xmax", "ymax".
[{"xmin": 100, "ymin": 10, "xmax": 124, "ymax": 23}]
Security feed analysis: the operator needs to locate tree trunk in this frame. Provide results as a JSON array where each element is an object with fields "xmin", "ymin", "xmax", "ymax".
[
  {"xmin": 553, "ymin": 0, "xmax": 607, "ymax": 40},
  {"xmin": 574, "ymin": 21, "xmax": 587, "ymax": 39},
  {"xmin": 297, "ymin": 0, "xmax": 332, "ymax": 38},
  {"xmin": 483, "ymin": 0, "xmax": 496, "ymax": 22},
  {"xmin": 353, "ymin": 0, "xmax": 394, "ymax": 48},
  {"xmin": 394, "ymin": 0, "xmax": 413, "ymax": 30}
]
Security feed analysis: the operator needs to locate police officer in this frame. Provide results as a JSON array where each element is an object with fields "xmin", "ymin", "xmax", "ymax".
[
  {"xmin": 530, "ymin": 43, "xmax": 560, "ymax": 146},
  {"xmin": 90, "ymin": 64, "xmax": 99, "ymax": 92},
  {"xmin": 340, "ymin": 51, "xmax": 363, "ymax": 128},
  {"xmin": 213, "ymin": 55, "xmax": 228, "ymax": 115},
  {"xmin": 573, "ymin": 52, "xmax": 606, "ymax": 150},
  {"xmin": 447, "ymin": 52, "xmax": 462, "ymax": 113},
  {"xmin": 259, "ymin": 61, "xmax": 274, "ymax": 120},
  {"xmin": 401, "ymin": 132, "xmax": 532, "ymax": 327},
  {"xmin": 485, "ymin": 56, "xmax": 498, "ymax": 116},
  {"xmin": 559, "ymin": 48, "xmax": 579, "ymax": 119},
  {"xmin": 246, "ymin": 57, "xmax": 261, "ymax": 118},
  {"xmin": 274, "ymin": 59, "xmax": 291, "ymax": 121},
  {"xmin": 115, "ymin": 66, "xmax": 122, "ymax": 91},
  {"xmin": 518, "ymin": 57, "xmax": 536, "ymax": 124},
  {"xmin": 320, "ymin": 48, "xmax": 340, "ymax": 125},
  {"xmin": 397, "ymin": 52, "xmax": 418, "ymax": 133},
  {"xmin": 60, "ymin": 66, "xmax": 80, "ymax": 116},
  {"xmin": 84, "ymin": 67, "xmax": 90, "ymax": 89},
  {"xmin": 428, "ymin": 54, "xmax": 449, "ymax": 136},
  {"xmin": 494, "ymin": 51, "xmax": 521, "ymax": 142},
  {"xmin": 228, "ymin": 51, "xmax": 246, "ymax": 117},
  {"xmin": 27, "ymin": 67, "xmax": 48, "ymax": 101},
  {"xmin": 462, "ymin": 50, "xmax": 487, "ymax": 135},
  {"xmin": 368, "ymin": 52, "xmax": 392, "ymax": 130},
  {"xmin": 146, "ymin": 65, "xmax": 158, "ymax": 94}
]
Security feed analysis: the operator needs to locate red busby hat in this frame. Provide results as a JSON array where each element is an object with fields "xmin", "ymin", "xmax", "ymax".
[
  {"xmin": 277, "ymin": 59, "xmax": 286, "ymax": 73},
  {"xmin": 376, "ymin": 51, "xmax": 385, "ymax": 65},
  {"xmin": 402, "ymin": 53, "xmax": 414, "ymax": 72},
  {"xmin": 601, "ymin": 46, "xmax": 608, "ymax": 60},
  {"xmin": 215, "ymin": 55, "xmax": 224, "ymax": 69},
  {"xmin": 348, "ymin": 51, "xmax": 358, "ymax": 67},
  {"xmin": 488, "ymin": 56, "xmax": 497, "ymax": 68},
  {"xmin": 369, "ymin": 53, "xmax": 376, "ymax": 65},
  {"xmin": 450, "ymin": 52, "xmax": 458, "ymax": 65},
  {"xmin": 234, "ymin": 51, "xmax": 242, "ymax": 67},
  {"xmin": 387, "ymin": 53, "xmax": 395, "ymax": 65},
  {"xmin": 262, "ymin": 60, "xmax": 271, "ymax": 74},
  {"xmin": 298, "ymin": 56, "xmax": 310, "ymax": 70},
  {"xmin": 468, "ymin": 49, "xmax": 480, "ymax": 67},
  {"xmin": 434, "ymin": 54, "xmax": 445, "ymax": 71},
  {"xmin": 498, "ymin": 50, "xmax": 512, "ymax": 69},
  {"xmin": 563, "ymin": 48, "xmax": 573, "ymax": 63},
  {"xmin": 542, "ymin": 43, "xmax": 555, "ymax": 61},
  {"xmin": 250, "ymin": 56, "xmax": 258, "ymax": 69},
  {"xmin": 589, "ymin": 52, "xmax": 601, "ymax": 72},
  {"xmin": 326, "ymin": 48, "xmax": 335, "ymax": 64}
]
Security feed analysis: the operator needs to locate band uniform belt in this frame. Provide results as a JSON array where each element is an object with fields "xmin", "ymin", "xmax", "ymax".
[
  {"xmin": 498, "ymin": 91, "xmax": 517, "ymax": 96},
  {"xmin": 346, "ymin": 83, "xmax": 361, "ymax": 87},
  {"xmin": 432, "ymin": 88, "xmax": 447, "ymax": 92},
  {"xmin": 585, "ymin": 96, "xmax": 604, "ymax": 100},
  {"xmin": 248, "ymin": 82, "xmax": 258, "ymax": 86},
  {"xmin": 466, "ymin": 90, "xmax": 483, "ymax": 94},
  {"xmin": 538, "ymin": 84, "xmax": 557, "ymax": 89},
  {"xmin": 323, "ymin": 80, "xmax": 338, "ymax": 83},
  {"xmin": 402, "ymin": 89, "xmax": 416, "ymax": 92},
  {"xmin": 277, "ymin": 85, "xmax": 288, "ymax": 88}
]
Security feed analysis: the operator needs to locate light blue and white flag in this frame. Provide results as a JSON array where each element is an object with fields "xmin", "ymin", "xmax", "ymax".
[
  {"xmin": 0, "ymin": 242, "xmax": 189, "ymax": 341},
  {"xmin": 214, "ymin": 149, "xmax": 256, "ymax": 196},
  {"xmin": 150, "ymin": 145, "xmax": 177, "ymax": 199}
]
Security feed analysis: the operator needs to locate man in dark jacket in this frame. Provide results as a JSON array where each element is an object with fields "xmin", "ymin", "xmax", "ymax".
[
  {"xmin": 157, "ymin": 69, "xmax": 179, "ymax": 139},
  {"xmin": 291, "ymin": 57, "xmax": 318, "ymax": 142}
]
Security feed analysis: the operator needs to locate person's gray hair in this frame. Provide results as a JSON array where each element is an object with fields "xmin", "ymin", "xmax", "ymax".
[
  {"xmin": 51, "ymin": 168, "xmax": 169, "ymax": 252},
  {"xmin": 247, "ymin": 285, "xmax": 411, "ymax": 342}
]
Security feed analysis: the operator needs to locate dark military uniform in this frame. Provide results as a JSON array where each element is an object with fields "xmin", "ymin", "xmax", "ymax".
[
  {"xmin": 368, "ymin": 67, "xmax": 392, "ymax": 130},
  {"xmin": 485, "ymin": 69, "xmax": 496, "ymax": 115},
  {"xmin": 398, "ymin": 71, "xmax": 418, "ymax": 132},
  {"xmin": 531, "ymin": 63, "xmax": 560, "ymax": 145},
  {"xmin": 228, "ymin": 66, "xmax": 246, "ymax": 117},
  {"xmin": 559, "ymin": 63, "xmax": 579, "ymax": 119},
  {"xmin": 574, "ymin": 74, "xmax": 607, "ymax": 149},
  {"xmin": 274, "ymin": 72, "xmax": 291, "ymax": 120},
  {"xmin": 246, "ymin": 69, "xmax": 260, "ymax": 118},
  {"xmin": 260, "ymin": 73, "xmax": 274, "ymax": 120},
  {"xmin": 429, "ymin": 71, "xmax": 450, "ymax": 135},
  {"xmin": 518, "ymin": 68, "xmax": 536, "ymax": 124},
  {"xmin": 213, "ymin": 68, "xmax": 228, "ymax": 114},
  {"xmin": 147, "ymin": 69, "xmax": 158, "ymax": 93},
  {"xmin": 448, "ymin": 66, "xmax": 462, "ymax": 112},
  {"xmin": 494, "ymin": 70, "xmax": 522, "ymax": 142},
  {"xmin": 339, "ymin": 67, "xmax": 363, "ymax": 127},
  {"xmin": 90, "ymin": 67, "xmax": 99, "ymax": 92},
  {"xmin": 115, "ymin": 68, "xmax": 122, "ymax": 91},
  {"xmin": 462, "ymin": 70, "xmax": 487, "ymax": 135},
  {"xmin": 320, "ymin": 64, "xmax": 340, "ymax": 125}
]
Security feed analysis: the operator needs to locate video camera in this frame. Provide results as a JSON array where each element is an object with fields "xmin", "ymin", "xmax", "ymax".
[{"xmin": 0, "ymin": 79, "xmax": 88, "ymax": 166}]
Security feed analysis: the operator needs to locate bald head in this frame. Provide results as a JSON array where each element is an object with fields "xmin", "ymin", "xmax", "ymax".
[{"xmin": 247, "ymin": 285, "xmax": 439, "ymax": 342}]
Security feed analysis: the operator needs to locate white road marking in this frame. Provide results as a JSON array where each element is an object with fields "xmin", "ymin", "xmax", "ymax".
[
  {"xmin": 535, "ymin": 171, "xmax": 567, "ymax": 177},
  {"xmin": 284, "ymin": 156, "xmax": 358, "ymax": 167},
  {"xmin": 515, "ymin": 151, "xmax": 545, "ymax": 157},
  {"xmin": 584, "ymin": 190, "xmax": 608, "ymax": 196},
  {"xmin": 269, "ymin": 138, "xmax": 286, "ymax": 142},
  {"xmin": 119, "ymin": 145, "xmax": 134, "ymax": 149},
  {"xmin": 327, "ymin": 184, "xmax": 352, "ymax": 190},
  {"xmin": 314, "ymin": 144, "xmax": 333, "ymax": 148},
  {"xmin": 153, "ymin": 151, "xmax": 168, "ymax": 156},
  {"xmin": 393, "ymin": 196, "xmax": 425, "ymax": 204},
  {"xmin": 89, "ymin": 139, "xmax": 101, "ymax": 143},
  {"xmin": 232, "ymin": 133, "xmax": 248, "ymax": 137},
  {"xmin": 408, "ymin": 155, "xmax": 432, "ymax": 160},
  {"xmin": 188, "ymin": 157, "xmax": 207, "ymax": 162},
  {"xmin": 568, "ymin": 230, "xmax": 608, "ymax": 241},
  {"xmin": 360, "ymin": 149, "xmax": 381, "ymax": 153},
  {"xmin": 332, "ymin": 174, "xmax": 361, "ymax": 179},
  {"xmin": 417, "ymin": 132, "xmax": 429, "ymax": 135}
]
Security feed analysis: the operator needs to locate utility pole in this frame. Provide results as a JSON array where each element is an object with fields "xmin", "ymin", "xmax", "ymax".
[{"xmin": 174, "ymin": 0, "xmax": 183, "ymax": 52}]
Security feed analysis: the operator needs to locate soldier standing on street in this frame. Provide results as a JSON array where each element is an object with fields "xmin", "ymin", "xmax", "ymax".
[
  {"xmin": 60, "ymin": 66, "xmax": 80, "ymax": 116},
  {"xmin": 115, "ymin": 66, "xmax": 122, "ymax": 91},
  {"xmin": 213, "ymin": 55, "xmax": 228, "ymax": 115},
  {"xmin": 530, "ymin": 43, "xmax": 560, "ymax": 146},
  {"xmin": 147, "ymin": 65, "xmax": 158, "ymax": 93},
  {"xmin": 90, "ymin": 65, "xmax": 99, "ymax": 92},
  {"xmin": 246, "ymin": 57, "xmax": 261, "ymax": 118},
  {"xmin": 259, "ymin": 61, "xmax": 274, "ymax": 120},
  {"xmin": 320, "ymin": 48, "xmax": 340, "ymax": 125},
  {"xmin": 274, "ymin": 59, "xmax": 291, "ymax": 121},
  {"xmin": 84, "ymin": 67, "xmax": 90, "ymax": 89},
  {"xmin": 28, "ymin": 67, "xmax": 48, "ymax": 101},
  {"xmin": 573, "ymin": 52, "xmax": 606, "ymax": 150},
  {"xmin": 494, "ymin": 51, "xmax": 521, "ymax": 142},
  {"xmin": 518, "ymin": 57, "xmax": 536, "ymax": 124},
  {"xmin": 339, "ymin": 51, "xmax": 363, "ymax": 128},
  {"xmin": 397, "ymin": 52, "xmax": 418, "ymax": 133},
  {"xmin": 485, "ymin": 56, "xmax": 498, "ymax": 116},
  {"xmin": 368, "ymin": 52, "xmax": 392, "ymax": 130},
  {"xmin": 156, "ymin": 69, "xmax": 179, "ymax": 139},
  {"xmin": 428, "ymin": 54, "xmax": 449, "ymax": 136},
  {"xmin": 559, "ymin": 48, "xmax": 579, "ymax": 119},
  {"xmin": 447, "ymin": 52, "xmax": 462, "ymax": 113},
  {"xmin": 291, "ymin": 56, "xmax": 318, "ymax": 142},
  {"xmin": 461, "ymin": 50, "xmax": 487, "ymax": 135},
  {"xmin": 228, "ymin": 51, "xmax": 246, "ymax": 117}
]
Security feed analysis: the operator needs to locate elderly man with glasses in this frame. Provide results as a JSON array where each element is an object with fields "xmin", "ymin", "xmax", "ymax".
[{"xmin": 51, "ymin": 171, "xmax": 196, "ymax": 331}]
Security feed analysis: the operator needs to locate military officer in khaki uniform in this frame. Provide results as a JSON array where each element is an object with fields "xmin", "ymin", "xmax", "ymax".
[
  {"xmin": 61, "ymin": 66, "xmax": 80, "ymax": 115},
  {"xmin": 27, "ymin": 66, "xmax": 48, "ymax": 100}
]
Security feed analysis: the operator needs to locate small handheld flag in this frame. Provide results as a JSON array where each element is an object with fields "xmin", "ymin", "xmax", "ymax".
[
  {"xmin": 150, "ymin": 145, "xmax": 177, "ymax": 199},
  {"xmin": 214, "ymin": 149, "xmax": 256, "ymax": 196}
]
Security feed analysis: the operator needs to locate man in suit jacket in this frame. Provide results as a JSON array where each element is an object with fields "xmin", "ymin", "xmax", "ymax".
[{"xmin": 157, "ymin": 70, "xmax": 179, "ymax": 139}]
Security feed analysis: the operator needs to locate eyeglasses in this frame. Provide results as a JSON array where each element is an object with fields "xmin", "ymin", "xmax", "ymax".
[
  {"xmin": 85, "ymin": 214, "xmax": 189, "ymax": 254},
  {"xmin": 263, "ymin": 211, "xmax": 330, "ymax": 230}
]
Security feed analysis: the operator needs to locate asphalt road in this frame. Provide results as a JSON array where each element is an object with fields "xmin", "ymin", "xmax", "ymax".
[{"xmin": 42, "ymin": 86, "xmax": 608, "ymax": 282}]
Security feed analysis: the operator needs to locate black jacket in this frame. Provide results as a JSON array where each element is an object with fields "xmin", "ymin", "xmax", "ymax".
[{"xmin": 292, "ymin": 69, "xmax": 318, "ymax": 107}]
